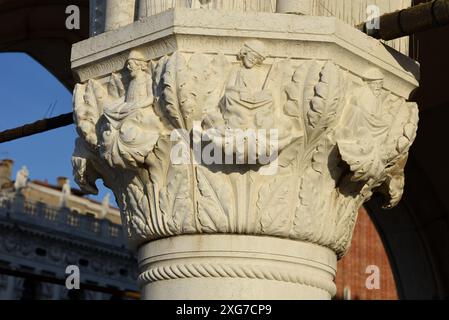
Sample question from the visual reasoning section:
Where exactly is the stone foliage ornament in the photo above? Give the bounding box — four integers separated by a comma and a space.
73, 39, 418, 258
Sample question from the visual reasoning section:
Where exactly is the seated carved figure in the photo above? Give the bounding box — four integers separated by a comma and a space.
100, 50, 162, 169
344, 68, 390, 139
104, 49, 154, 121
199, 40, 300, 167
220, 40, 274, 131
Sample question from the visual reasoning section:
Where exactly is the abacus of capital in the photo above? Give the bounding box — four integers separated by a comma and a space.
73, 0, 419, 300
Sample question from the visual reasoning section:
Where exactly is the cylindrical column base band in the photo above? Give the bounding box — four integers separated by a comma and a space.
138, 234, 337, 300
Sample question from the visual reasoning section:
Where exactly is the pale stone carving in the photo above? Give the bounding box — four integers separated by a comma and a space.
73, 39, 418, 258
14, 166, 29, 191
72, 8, 419, 299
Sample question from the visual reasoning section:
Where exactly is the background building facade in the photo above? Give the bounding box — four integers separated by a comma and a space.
0, 159, 137, 300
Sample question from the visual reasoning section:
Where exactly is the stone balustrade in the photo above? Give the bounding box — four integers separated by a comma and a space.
0, 196, 126, 248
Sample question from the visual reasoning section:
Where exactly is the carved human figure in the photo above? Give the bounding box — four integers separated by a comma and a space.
343, 68, 389, 139
221, 40, 274, 131
211, 40, 281, 164
98, 49, 162, 169
202, 40, 299, 165
109, 49, 154, 117
14, 166, 29, 191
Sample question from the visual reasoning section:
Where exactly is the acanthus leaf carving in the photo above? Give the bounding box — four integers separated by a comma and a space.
161, 52, 189, 129
306, 61, 346, 145
72, 41, 419, 258
72, 138, 101, 195
379, 98, 419, 208
125, 181, 153, 241
293, 139, 340, 244
336, 127, 385, 182
257, 176, 294, 237
73, 80, 101, 150
196, 166, 234, 233
159, 165, 195, 235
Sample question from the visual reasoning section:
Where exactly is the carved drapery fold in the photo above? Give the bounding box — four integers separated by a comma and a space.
73, 40, 418, 258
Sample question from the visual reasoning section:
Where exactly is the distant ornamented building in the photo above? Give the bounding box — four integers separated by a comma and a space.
0, 159, 137, 300
0, 158, 397, 299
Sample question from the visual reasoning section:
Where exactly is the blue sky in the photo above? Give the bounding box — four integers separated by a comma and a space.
0, 52, 110, 204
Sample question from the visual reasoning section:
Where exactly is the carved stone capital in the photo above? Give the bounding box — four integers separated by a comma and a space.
72, 10, 419, 299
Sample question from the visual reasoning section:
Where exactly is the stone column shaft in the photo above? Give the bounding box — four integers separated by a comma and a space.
276, 0, 311, 15
104, 0, 136, 31
138, 235, 337, 299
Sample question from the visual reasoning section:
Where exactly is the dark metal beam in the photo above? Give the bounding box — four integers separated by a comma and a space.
358, 0, 449, 41
0, 113, 74, 144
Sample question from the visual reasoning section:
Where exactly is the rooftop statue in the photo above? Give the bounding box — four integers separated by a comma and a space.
14, 166, 29, 191
60, 180, 71, 207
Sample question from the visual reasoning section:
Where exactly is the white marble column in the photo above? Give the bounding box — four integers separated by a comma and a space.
89, 0, 137, 35
137, 0, 275, 18
92, 0, 411, 54
104, 0, 136, 31
276, 0, 311, 14
71, 6, 419, 300
138, 235, 336, 299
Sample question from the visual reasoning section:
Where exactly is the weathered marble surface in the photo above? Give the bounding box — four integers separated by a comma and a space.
73, 7, 419, 300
